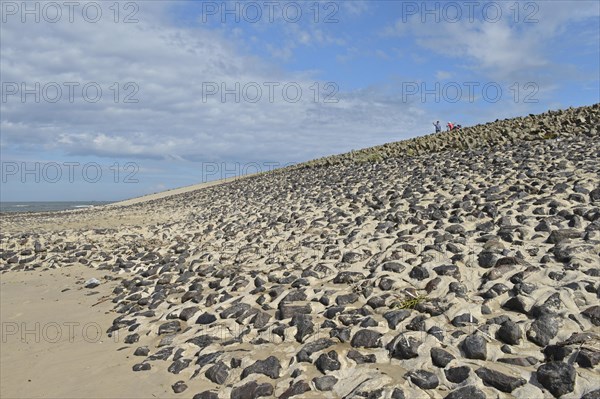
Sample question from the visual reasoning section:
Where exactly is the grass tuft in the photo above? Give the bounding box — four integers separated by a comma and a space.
390, 294, 430, 310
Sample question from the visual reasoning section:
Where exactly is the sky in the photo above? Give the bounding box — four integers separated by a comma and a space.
1, 0, 599, 202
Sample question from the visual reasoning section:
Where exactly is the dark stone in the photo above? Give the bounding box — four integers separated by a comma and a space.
449, 282, 468, 297
315, 351, 340, 373
324, 306, 345, 319
543, 345, 573, 361
336, 293, 359, 305
367, 296, 386, 309
241, 356, 281, 379
527, 314, 559, 346
277, 303, 311, 320
251, 311, 271, 329
196, 312, 217, 325
452, 313, 479, 327
134, 346, 149, 356
196, 351, 223, 367
475, 367, 526, 393
279, 381, 310, 399
582, 305, 600, 326
389, 335, 421, 359
384, 310, 411, 329
192, 391, 219, 399
478, 252, 499, 268
536, 362, 576, 398
168, 358, 191, 374
313, 375, 337, 391
481, 283, 509, 299
350, 329, 382, 348
132, 362, 151, 371
379, 278, 395, 291
347, 349, 376, 364
179, 306, 199, 321
147, 346, 174, 361
391, 388, 405, 399
205, 361, 229, 385
281, 290, 307, 303
445, 366, 470, 383
582, 389, 600, 399
124, 333, 139, 344
296, 338, 335, 362
171, 381, 187, 394
230, 381, 274, 399
355, 388, 384, 398
158, 320, 181, 335
502, 296, 530, 314
291, 314, 314, 343
330, 327, 351, 342
547, 229, 582, 244
497, 320, 522, 345
406, 315, 426, 331
333, 272, 365, 284
360, 316, 379, 327
187, 335, 217, 349
220, 303, 251, 319
425, 277, 442, 293
405, 370, 439, 389
428, 326, 444, 341
409, 266, 429, 280
530, 292, 563, 317
444, 385, 486, 399
415, 298, 451, 316
576, 348, 600, 368
383, 262, 405, 273
486, 315, 510, 325
462, 334, 487, 360
431, 347, 455, 367
434, 264, 460, 277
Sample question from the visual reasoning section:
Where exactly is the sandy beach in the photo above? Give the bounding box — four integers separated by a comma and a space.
1, 265, 183, 398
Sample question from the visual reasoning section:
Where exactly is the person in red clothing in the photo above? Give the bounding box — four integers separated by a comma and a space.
447, 122, 454, 131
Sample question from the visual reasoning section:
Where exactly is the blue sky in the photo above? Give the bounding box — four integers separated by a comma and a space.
1, 0, 599, 201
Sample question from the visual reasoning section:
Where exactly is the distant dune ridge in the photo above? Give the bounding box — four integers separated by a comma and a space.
1, 103, 600, 399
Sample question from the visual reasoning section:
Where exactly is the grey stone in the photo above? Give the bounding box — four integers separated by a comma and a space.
462, 334, 487, 360
475, 367, 526, 393
444, 386, 486, 399
241, 356, 281, 379
231, 381, 274, 399
350, 329, 382, 348
405, 369, 439, 389
431, 348, 455, 367
536, 362, 576, 398
205, 361, 229, 385
313, 375, 338, 391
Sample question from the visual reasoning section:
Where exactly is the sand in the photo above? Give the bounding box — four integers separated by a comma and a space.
0, 265, 180, 399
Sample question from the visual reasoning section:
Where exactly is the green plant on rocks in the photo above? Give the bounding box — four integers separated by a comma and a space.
542, 132, 559, 140
390, 294, 430, 310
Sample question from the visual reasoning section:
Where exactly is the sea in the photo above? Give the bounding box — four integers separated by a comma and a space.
0, 201, 113, 213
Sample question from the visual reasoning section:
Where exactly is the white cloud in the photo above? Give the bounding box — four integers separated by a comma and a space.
0, 1, 423, 167
384, 1, 599, 83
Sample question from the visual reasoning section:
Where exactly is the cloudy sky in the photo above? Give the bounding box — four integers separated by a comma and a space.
1, 0, 598, 201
